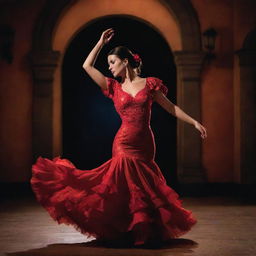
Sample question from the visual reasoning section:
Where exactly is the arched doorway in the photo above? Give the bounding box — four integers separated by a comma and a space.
62, 15, 177, 187
31, 0, 205, 185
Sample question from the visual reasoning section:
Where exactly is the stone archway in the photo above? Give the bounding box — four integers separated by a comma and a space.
235, 28, 256, 185
31, 0, 205, 184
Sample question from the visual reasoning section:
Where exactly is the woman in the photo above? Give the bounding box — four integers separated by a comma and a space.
31, 28, 207, 247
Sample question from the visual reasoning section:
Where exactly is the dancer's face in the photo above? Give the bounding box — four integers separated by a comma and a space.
107, 55, 127, 77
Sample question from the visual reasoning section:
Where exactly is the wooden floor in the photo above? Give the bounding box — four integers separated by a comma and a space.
0, 196, 255, 256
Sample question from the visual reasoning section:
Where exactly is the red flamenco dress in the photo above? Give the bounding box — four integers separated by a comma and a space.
31, 77, 197, 246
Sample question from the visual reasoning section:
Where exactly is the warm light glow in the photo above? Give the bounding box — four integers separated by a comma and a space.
52, 0, 182, 51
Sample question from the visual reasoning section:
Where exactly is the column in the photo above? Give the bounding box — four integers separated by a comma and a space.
173, 51, 206, 183
31, 50, 60, 160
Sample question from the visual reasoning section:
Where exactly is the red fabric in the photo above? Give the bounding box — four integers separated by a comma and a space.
31, 77, 197, 245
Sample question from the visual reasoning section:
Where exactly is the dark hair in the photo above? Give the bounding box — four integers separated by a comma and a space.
108, 46, 143, 75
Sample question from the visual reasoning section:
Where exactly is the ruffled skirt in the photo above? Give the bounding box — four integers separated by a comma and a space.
31, 155, 197, 245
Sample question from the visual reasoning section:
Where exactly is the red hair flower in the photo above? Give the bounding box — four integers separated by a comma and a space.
133, 53, 141, 63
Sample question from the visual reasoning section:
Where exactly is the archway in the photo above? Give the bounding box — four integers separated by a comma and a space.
31, 0, 205, 184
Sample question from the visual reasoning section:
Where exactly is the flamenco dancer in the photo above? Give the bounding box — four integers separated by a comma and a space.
31, 28, 207, 247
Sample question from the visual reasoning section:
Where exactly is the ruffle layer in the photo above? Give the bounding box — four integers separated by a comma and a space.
31, 155, 196, 245
147, 77, 168, 96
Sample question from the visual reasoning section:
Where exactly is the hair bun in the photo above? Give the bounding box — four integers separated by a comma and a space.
108, 46, 143, 74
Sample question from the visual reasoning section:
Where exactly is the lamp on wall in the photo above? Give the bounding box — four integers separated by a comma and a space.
202, 28, 217, 60
0, 24, 15, 64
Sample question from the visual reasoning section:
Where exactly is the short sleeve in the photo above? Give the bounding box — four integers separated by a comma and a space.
101, 77, 116, 99
148, 77, 168, 97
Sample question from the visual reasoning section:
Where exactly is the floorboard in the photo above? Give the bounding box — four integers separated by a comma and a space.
0, 196, 255, 256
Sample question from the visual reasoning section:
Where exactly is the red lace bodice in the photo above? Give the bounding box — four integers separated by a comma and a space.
101, 77, 168, 161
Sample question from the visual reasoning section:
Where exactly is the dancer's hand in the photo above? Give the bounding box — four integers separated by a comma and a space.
99, 28, 114, 46
194, 121, 207, 139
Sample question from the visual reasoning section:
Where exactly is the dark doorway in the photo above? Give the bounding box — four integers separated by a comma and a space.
62, 15, 177, 188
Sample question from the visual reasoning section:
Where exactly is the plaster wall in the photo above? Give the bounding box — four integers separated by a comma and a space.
0, 0, 255, 183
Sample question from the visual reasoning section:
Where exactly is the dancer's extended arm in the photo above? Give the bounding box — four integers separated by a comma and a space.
154, 91, 207, 139
82, 28, 114, 89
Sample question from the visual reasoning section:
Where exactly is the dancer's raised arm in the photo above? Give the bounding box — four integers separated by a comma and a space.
82, 28, 114, 90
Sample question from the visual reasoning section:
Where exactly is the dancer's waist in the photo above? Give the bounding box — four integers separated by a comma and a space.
121, 121, 151, 128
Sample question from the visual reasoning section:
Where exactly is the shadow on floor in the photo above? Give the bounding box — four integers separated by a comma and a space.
5, 238, 198, 256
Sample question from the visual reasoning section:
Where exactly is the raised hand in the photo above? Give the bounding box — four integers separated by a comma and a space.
99, 28, 115, 45
82, 28, 115, 89
194, 121, 207, 139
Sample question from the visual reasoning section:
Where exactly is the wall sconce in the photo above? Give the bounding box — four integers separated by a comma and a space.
202, 28, 217, 60
0, 24, 15, 64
